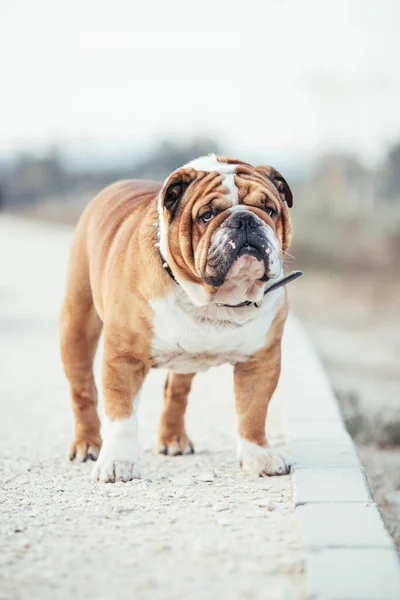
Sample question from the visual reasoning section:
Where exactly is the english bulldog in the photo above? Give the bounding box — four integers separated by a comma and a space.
60, 154, 296, 483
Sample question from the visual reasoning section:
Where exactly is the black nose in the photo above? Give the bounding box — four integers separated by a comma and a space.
231, 212, 260, 229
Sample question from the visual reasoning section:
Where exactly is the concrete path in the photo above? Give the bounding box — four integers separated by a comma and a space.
0, 216, 399, 600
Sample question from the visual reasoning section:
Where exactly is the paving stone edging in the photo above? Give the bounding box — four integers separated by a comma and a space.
281, 315, 400, 600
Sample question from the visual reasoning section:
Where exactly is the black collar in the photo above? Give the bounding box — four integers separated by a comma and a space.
160, 257, 179, 285
159, 249, 302, 308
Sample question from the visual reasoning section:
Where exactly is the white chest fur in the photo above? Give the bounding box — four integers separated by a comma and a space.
150, 287, 284, 373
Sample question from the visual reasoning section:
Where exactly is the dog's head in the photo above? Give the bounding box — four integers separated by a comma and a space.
158, 154, 293, 306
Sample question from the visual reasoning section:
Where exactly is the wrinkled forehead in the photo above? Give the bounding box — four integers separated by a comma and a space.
177, 154, 279, 205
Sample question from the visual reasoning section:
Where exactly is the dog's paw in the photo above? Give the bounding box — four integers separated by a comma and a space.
91, 459, 141, 483
238, 439, 291, 476
69, 438, 101, 462
91, 421, 141, 483
158, 433, 194, 456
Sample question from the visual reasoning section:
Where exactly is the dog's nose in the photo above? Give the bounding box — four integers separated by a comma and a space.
231, 212, 259, 229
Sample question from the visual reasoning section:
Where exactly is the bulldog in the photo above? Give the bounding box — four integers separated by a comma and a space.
60, 154, 295, 483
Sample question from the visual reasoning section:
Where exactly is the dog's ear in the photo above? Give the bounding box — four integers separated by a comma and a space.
161, 169, 194, 212
256, 165, 293, 208
163, 177, 189, 210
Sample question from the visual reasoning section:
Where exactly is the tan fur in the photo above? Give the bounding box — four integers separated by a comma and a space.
235, 297, 288, 448
60, 156, 293, 473
159, 372, 195, 455
60, 180, 166, 457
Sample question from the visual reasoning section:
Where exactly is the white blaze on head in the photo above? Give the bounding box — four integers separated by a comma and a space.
183, 153, 236, 174
223, 173, 239, 205
183, 154, 239, 205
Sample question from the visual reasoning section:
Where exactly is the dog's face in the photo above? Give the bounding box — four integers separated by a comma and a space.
158, 155, 293, 306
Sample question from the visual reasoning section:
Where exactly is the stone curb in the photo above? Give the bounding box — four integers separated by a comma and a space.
281, 315, 400, 600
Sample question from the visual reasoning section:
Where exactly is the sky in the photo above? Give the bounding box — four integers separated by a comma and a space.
1, 0, 400, 166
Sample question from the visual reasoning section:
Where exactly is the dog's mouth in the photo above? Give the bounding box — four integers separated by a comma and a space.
234, 242, 271, 282
223, 244, 267, 285
203, 226, 278, 288
203, 239, 273, 287
236, 243, 264, 263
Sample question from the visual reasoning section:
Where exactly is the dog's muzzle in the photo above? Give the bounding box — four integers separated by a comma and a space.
203, 211, 278, 287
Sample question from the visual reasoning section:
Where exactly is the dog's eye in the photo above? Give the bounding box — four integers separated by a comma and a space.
265, 206, 277, 218
200, 210, 214, 223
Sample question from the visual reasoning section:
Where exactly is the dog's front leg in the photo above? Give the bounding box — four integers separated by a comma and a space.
234, 340, 290, 477
91, 334, 149, 483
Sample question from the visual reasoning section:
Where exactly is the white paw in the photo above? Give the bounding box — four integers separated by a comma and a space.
91, 459, 141, 483
238, 438, 291, 476
91, 414, 141, 483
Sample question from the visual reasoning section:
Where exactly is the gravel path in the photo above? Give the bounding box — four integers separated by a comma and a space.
0, 217, 306, 600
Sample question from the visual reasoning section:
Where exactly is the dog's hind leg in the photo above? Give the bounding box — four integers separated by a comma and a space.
158, 371, 195, 456
60, 234, 103, 462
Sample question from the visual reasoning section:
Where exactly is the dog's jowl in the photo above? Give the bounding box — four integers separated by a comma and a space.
60, 154, 294, 482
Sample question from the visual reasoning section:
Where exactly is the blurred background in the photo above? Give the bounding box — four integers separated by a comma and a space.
1, 0, 399, 546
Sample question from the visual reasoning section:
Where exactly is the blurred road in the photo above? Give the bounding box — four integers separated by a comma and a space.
0, 216, 305, 600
